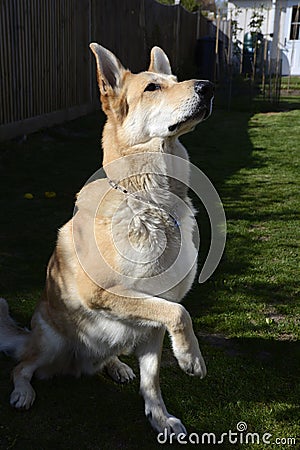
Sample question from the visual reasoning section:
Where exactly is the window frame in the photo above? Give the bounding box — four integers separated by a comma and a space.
290, 4, 300, 41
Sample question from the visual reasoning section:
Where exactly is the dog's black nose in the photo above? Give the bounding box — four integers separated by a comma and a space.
194, 80, 214, 98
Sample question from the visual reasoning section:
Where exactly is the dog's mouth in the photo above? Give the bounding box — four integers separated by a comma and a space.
168, 100, 213, 133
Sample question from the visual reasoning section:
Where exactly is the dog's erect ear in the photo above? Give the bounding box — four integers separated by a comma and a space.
89, 43, 125, 95
148, 47, 172, 75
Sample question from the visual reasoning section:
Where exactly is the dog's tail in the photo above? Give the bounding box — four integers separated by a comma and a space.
0, 298, 29, 360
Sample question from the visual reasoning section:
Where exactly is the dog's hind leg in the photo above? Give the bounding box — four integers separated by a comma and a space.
136, 326, 187, 437
104, 356, 136, 383
0, 298, 29, 359
10, 359, 39, 409
10, 338, 61, 409
10, 316, 65, 409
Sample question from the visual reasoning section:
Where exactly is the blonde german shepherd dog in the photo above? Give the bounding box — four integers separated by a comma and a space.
0, 44, 214, 437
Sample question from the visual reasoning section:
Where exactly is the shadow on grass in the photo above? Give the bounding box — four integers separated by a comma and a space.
0, 113, 105, 302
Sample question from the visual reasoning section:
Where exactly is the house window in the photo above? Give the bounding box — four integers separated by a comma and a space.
290, 5, 300, 40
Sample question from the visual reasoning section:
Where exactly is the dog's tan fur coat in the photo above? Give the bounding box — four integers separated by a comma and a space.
0, 44, 214, 436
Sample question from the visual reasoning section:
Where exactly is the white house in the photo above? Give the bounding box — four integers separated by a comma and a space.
227, 1, 300, 75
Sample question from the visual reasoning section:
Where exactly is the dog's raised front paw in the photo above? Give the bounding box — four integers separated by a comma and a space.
175, 350, 207, 378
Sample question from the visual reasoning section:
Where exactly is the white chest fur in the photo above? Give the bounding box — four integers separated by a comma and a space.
111, 194, 198, 301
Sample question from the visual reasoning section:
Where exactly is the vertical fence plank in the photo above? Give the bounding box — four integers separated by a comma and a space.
0, 1, 8, 123
32, 0, 38, 117
5, 0, 14, 123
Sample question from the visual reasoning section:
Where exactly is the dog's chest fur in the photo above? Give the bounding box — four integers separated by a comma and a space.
74, 170, 197, 298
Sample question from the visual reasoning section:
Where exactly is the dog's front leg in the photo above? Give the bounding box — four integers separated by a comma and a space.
169, 306, 207, 378
94, 290, 206, 378
136, 326, 187, 436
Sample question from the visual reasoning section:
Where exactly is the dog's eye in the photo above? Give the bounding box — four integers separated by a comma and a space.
144, 83, 161, 92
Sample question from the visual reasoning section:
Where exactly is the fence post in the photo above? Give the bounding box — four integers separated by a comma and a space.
262, 7, 270, 99
214, 9, 220, 82
196, 7, 201, 40
240, 8, 248, 74
175, 3, 181, 74
139, 0, 147, 66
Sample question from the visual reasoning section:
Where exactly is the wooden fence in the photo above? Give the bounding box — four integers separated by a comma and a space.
0, 0, 223, 141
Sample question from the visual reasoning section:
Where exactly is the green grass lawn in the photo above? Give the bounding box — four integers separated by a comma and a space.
0, 105, 299, 449
281, 76, 300, 91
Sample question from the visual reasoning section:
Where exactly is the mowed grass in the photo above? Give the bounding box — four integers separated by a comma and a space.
281, 76, 300, 91
0, 105, 299, 449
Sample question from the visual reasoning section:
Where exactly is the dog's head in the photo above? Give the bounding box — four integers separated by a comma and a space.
90, 43, 214, 145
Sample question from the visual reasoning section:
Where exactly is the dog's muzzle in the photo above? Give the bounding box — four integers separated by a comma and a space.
194, 80, 214, 120
194, 80, 214, 100
168, 80, 214, 133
